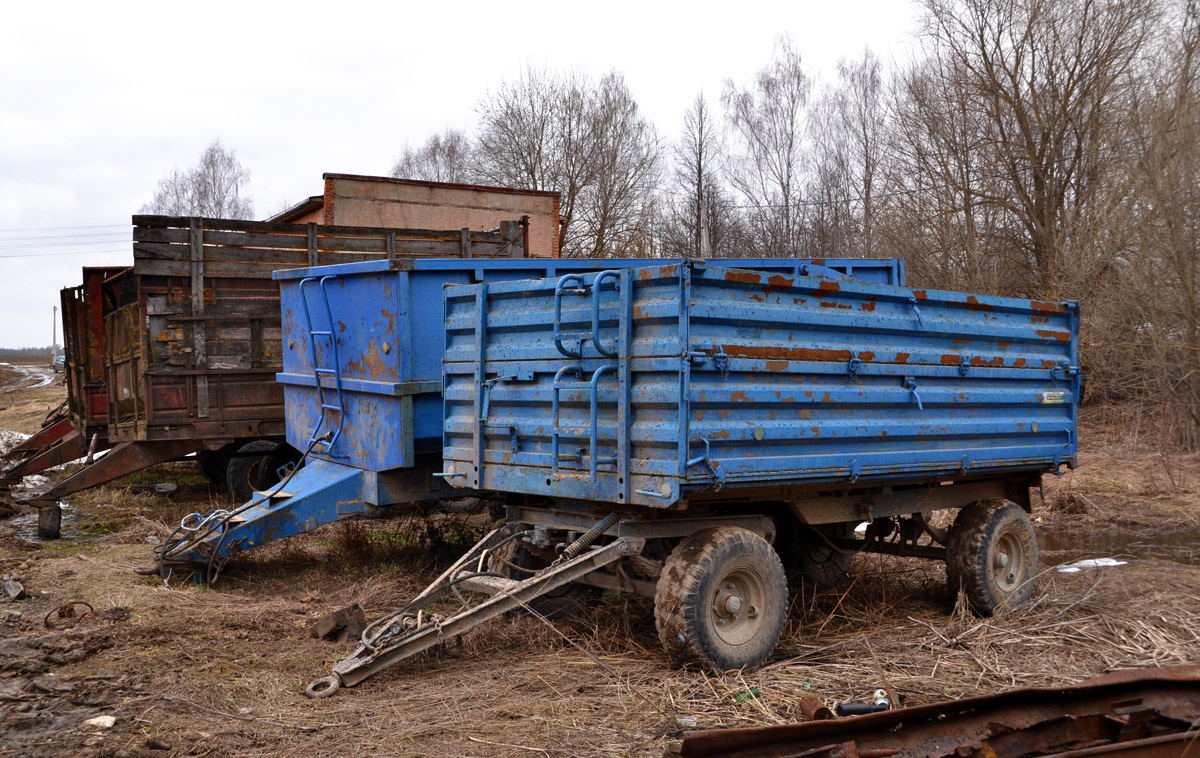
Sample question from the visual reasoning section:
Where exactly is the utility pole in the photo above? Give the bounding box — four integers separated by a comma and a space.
51, 305, 57, 357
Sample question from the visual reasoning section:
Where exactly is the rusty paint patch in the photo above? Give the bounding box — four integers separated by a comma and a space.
1030, 300, 1065, 314
632, 305, 648, 320
952, 338, 971, 345
1013, 358, 1027, 368
813, 281, 841, 295
941, 354, 961, 365
820, 301, 851, 309
858, 351, 875, 361
970, 356, 1004, 367
804, 390, 813, 398
912, 289, 928, 300
731, 390, 750, 403
895, 352, 909, 364
1041, 359, 1057, 368
998, 341, 1011, 348
749, 294, 764, 302
710, 428, 730, 440
1030, 315, 1050, 324
949, 295, 993, 312
765, 360, 788, 372
724, 270, 761, 286
764, 274, 793, 297
822, 391, 831, 402
860, 300, 876, 312
811, 426, 820, 438
721, 344, 852, 362
694, 409, 704, 421
1037, 329, 1071, 342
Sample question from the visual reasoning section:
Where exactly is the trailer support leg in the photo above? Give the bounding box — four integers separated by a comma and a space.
24, 440, 202, 538
308, 531, 644, 697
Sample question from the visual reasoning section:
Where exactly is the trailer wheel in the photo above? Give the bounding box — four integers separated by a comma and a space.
197, 448, 232, 491
655, 527, 787, 671
489, 540, 596, 619
226, 441, 300, 502
946, 500, 1038, 616
790, 524, 853, 589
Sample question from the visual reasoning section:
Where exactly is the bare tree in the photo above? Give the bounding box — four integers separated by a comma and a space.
390, 128, 475, 184
475, 68, 662, 257
809, 50, 887, 257
140, 140, 254, 219
661, 93, 745, 257
576, 72, 663, 257
919, 0, 1155, 298
722, 36, 813, 257
475, 67, 595, 255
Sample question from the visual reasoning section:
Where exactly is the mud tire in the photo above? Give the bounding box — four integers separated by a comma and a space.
226, 440, 298, 502
946, 500, 1038, 616
655, 526, 787, 671
489, 540, 596, 620
197, 448, 232, 491
793, 524, 853, 589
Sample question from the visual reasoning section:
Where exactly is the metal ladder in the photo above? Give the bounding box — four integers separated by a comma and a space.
299, 275, 347, 457
550, 270, 623, 482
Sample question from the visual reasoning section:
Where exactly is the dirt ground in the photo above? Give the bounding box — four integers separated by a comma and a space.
0, 360, 1196, 757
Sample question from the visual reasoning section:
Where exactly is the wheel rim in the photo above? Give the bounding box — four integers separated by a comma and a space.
992, 531, 1026, 593
708, 567, 767, 646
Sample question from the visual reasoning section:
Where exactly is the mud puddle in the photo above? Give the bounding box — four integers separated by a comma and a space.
1038, 523, 1200, 567
4, 506, 79, 544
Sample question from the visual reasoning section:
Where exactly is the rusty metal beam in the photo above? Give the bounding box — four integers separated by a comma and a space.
679, 666, 1200, 758
1, 428, 90, 482
24, 439, 202, 506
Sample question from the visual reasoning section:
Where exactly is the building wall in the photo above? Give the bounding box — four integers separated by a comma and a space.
322, 174, 560, 258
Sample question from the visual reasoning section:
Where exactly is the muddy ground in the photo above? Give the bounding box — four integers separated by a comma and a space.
0, 358, 1197, 757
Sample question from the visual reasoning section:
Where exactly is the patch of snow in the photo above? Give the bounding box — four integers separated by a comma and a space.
1056, 557, 1128, 573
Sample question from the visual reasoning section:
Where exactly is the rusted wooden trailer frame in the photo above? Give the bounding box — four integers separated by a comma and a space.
20, 215, 529, 538
0, 267, 125, 488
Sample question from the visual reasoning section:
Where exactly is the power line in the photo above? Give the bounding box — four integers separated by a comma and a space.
0, 231, 133, 242
0, 238, 132, 251
0, 249, 131, 260
0, 223, 128, 233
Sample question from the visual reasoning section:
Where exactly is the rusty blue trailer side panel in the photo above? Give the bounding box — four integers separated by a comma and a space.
441, 262, 1079, 507
274, 257, 902, 473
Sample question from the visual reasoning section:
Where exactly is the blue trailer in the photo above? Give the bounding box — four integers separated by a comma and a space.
154, 257, 903, 584
293, 260, 1079, 698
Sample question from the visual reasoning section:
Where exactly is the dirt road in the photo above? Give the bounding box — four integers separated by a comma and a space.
0, 377, 1197, 757
0, 362, 55, 394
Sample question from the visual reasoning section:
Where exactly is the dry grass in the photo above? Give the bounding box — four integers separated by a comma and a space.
1, 388, 1198, 755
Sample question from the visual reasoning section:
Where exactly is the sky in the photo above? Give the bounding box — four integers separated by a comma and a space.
0, 0, 923, 348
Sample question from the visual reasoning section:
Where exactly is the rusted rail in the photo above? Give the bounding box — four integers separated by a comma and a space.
677, 665, 1200, 758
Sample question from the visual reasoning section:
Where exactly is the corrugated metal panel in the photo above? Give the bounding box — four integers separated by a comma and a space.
441, 261, 1079, 507
275, 257, 904, 472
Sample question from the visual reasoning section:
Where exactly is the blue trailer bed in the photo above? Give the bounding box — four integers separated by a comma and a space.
441, 261, 1079, 508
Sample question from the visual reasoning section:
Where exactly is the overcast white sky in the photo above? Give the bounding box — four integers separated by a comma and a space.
0, 0, 922, 348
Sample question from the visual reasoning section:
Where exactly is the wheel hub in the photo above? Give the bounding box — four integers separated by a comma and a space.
709, 569, 766, 645
992, 531, 1026, 593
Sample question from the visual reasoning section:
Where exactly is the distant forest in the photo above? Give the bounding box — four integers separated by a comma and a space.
0, 346, 58, 357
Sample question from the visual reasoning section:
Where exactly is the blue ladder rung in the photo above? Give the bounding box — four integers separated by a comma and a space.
314, 368, 337, 374
312, 330, 333, 337
321, 404, 343, 411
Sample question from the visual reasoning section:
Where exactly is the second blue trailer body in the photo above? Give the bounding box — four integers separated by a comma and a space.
441, 261, 1079, 508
